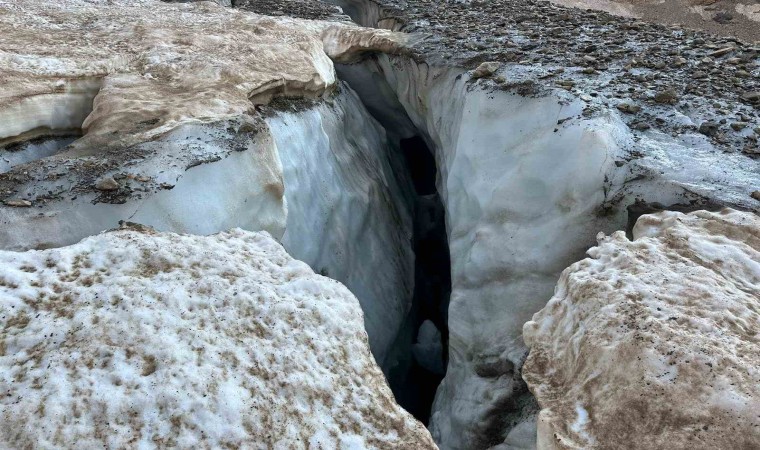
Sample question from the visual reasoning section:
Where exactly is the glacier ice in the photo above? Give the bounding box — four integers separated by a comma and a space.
336, 53, 760, 448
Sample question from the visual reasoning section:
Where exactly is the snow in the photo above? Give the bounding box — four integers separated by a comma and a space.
0, 226, 436, 449
0, 0, 408, 146
523, 209, 760, 449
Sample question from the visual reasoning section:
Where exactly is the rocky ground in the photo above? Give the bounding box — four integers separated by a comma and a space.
332, 0, 760, 175
549, 0, 760, 44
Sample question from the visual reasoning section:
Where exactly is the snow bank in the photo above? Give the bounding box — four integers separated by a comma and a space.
523, 209, 760, 449
0, 226, 436, 449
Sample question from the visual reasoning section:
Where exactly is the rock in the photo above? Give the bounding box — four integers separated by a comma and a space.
616, 102, 641, 114
751, 190, 760, 200
730, 122, 747, 131
709, 47, 734, 57
653, 88, 679, 104
741, 91, 760, 103
673, 56, 687, 67
95, 176, 120, 191
524, 209, 760, 450
471, 61, 501, 79
2, 199, 31, 207
0, 227, 436, 448
712, 11, 733, 23
699, 120, 720, 136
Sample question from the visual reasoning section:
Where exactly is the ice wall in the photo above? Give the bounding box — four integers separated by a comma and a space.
338, 54, 760, 449
270, 87, 415, 366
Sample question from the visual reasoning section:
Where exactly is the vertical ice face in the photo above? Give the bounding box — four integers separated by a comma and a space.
523, 209, 760, 450
271, 86, 415, 367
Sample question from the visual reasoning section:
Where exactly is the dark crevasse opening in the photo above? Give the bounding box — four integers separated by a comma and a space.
386, 135, 451, 424
333, 62, 451, 424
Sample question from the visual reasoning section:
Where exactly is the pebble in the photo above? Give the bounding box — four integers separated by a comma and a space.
699, 121, 720, 136
654, 89, 679, 104
3, 199, 32, 207
709, 47, 734, 57
616, 102, 641, 114
752, 191, 760, 201
471, 61, 501, 79
95, 177, 120, 191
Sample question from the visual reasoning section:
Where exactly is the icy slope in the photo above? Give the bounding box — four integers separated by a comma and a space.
0, 226, 436, 449
523, 209, 760, 449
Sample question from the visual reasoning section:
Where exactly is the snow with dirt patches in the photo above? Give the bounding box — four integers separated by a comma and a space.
0, 227, 435, 449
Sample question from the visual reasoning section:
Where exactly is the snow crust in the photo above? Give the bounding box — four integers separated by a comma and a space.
523, 209, 760, 449
0, 226, 435, 449
0, 0, 407, 147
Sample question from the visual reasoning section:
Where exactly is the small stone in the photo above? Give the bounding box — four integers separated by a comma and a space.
752, 191, 760, 201
741, 91, 760, 103
582, 55, 597, 64
673, 57, 687, 67
3, 199, 32, 207
616, 102, 641, 114
709, 47, 734, 57
699, 121, 720, 136
730, 122, 747, 131
136, 176, 150, 182
654, 89, 679, 104
95, 177, 119, 191
471, 61, 501, 79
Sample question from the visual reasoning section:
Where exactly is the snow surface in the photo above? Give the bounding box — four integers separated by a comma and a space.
0, 0, 408, 148
0, 226, 435, 449
523, 209, 760, 449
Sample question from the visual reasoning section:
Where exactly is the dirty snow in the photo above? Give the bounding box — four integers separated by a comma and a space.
523, 209, 760, 449
0, 226, 435, 449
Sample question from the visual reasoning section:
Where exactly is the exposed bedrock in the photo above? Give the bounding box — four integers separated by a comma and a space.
335, 51, 760, 449
523, 209, 760, 450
